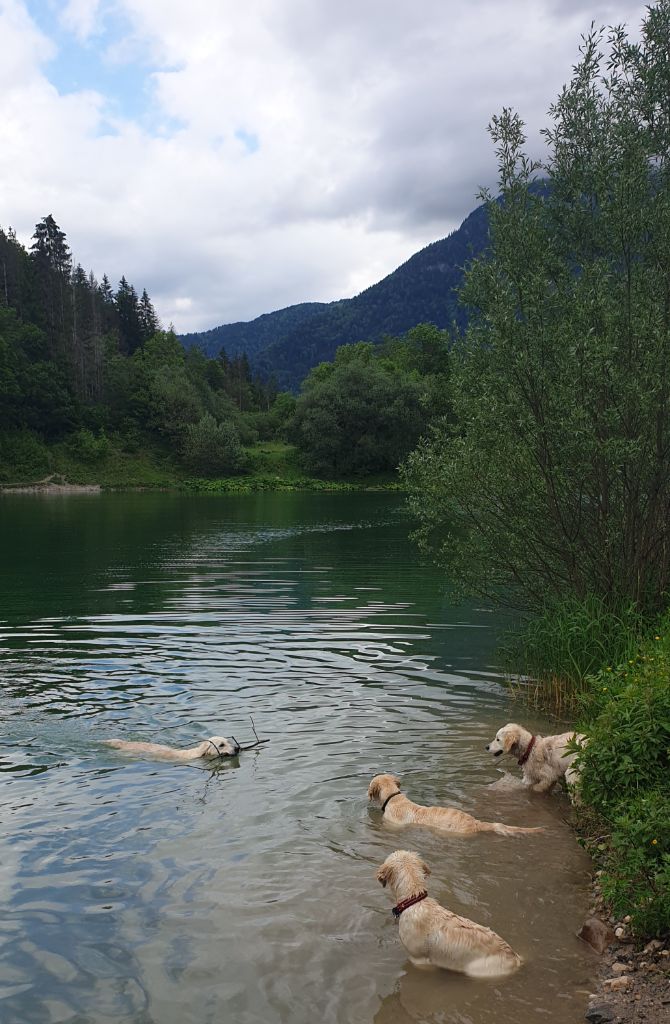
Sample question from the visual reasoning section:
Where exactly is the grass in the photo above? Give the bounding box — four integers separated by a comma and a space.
0, 435, 403, 493
501, 594, 646, 712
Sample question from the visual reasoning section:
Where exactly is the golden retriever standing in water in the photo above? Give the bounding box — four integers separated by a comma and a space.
375, 850, 522, 977
485, 722, 585, 793
103, 736, 241, 761
368, 773, 543, 836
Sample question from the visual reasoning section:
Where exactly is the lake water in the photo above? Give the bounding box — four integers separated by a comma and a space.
0, 491, 595, 1024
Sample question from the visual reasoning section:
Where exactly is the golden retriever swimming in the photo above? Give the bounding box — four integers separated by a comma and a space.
376, 850, 522, 977
368, 773, 543, 836
485, 722, 585, 793
103, 735, 241, 761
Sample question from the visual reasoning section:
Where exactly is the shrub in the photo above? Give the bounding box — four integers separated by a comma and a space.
598, 791, 670, 938
66, 427, 110, 463
0, 430, 52, 481
180, 415, 247, 476
574, 619, 670, 937
578, 639, 670, 813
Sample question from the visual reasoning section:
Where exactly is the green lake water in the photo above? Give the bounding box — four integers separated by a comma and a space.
0, 491, 594, 1024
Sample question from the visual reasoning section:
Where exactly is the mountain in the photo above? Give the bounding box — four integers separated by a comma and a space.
180, 301, 332, 363
181, 201, 489, 389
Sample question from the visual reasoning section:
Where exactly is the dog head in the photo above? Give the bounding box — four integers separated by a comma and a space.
376, 850, 431, 893
203, 736, 241, 758
368, 773, 401, 804
485, 723, 524, 758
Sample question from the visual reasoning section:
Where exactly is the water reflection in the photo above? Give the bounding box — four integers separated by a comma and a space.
0, 493, 593, 1024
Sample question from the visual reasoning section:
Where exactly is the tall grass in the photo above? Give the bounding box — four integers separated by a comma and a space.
501, 594, 646, 710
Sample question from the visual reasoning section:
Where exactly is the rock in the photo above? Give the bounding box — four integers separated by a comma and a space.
623, 915, 632, 924
578, 917, 616, 954
611, 962, 633, 974
585, 1002, 616, 1023
614, 926, 626, 939
603, 976, 631, 991
644, 939, 663, 954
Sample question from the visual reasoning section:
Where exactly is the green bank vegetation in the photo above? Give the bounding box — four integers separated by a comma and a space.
0, 217, 448, 488
403, 5, 670, 937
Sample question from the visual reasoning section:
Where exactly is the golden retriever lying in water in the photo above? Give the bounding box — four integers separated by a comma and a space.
103, 736, 241, 761
368, 773, 543, 836
485, 722, 585, 793
376, 850, 522, 977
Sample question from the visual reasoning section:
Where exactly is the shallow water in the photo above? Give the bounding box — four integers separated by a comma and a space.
0, 492, 595, 1024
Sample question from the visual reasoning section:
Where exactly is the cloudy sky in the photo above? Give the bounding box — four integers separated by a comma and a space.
0, 0, 646, 332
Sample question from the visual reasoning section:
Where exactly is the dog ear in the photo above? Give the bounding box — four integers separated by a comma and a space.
376, 863, 395, 888
392, 775, 401, 788
368, 778, 380, 800
420, 859, 431, 878
502, 729, 517, 753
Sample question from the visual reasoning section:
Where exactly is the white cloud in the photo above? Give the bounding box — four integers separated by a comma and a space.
60, 0, 103, 42
0, 0, 647, 332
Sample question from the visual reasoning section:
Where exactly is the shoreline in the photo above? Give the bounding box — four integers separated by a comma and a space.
581, 872, 670, 1023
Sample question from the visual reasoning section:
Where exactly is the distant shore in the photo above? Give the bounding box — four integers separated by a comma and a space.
0, 475, 101, 495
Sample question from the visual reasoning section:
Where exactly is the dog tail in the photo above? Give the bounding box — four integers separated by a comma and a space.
102, 739, 124, 748
488, 821, 545, 836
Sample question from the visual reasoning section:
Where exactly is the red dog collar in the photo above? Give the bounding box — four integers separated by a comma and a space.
392, 891, 428, 919
518, 735, 536, 766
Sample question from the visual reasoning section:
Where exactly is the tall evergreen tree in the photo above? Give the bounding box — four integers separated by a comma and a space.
138, 288, 160, 342
116, 276, 143, 355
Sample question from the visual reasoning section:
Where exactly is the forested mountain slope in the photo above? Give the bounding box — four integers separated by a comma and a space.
182, 201, 489, 388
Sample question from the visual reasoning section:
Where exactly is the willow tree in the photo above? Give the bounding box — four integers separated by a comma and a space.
404, 3, 670, 612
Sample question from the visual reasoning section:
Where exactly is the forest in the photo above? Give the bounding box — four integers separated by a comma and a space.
0, 216, 448, 486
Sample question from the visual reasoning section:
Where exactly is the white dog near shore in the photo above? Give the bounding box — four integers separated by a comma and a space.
485, 722, 585, 793
375, 850, 522, 977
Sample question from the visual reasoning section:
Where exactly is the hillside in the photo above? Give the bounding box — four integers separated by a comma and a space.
180, 301, 332, 361
181, 201, 489, 389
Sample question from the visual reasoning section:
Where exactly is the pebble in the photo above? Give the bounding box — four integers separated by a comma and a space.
614, 926, 625, 939
603, 976, 631, 991
611, 962, 633, 974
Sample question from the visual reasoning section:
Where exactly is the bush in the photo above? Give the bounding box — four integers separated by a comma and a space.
598, 790, 670, 938
578, 636, 670, 813
180, 415, 247, 476
0, 430, 52, 481
291, 358, 425, 477
574, 619, 670, 937
65, 428, 110, 463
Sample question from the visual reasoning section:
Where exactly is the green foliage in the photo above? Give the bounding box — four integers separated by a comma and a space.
290, 328, 448, 478
578, 629, 670, 809
404, 8, 670, 614
180, 415, 247, 476
503, 595, 645, 706
65, 428, 110, 464
599, 791, 670, 938
0, 430, 51, 482
570, 618, 670, 937
291, 354, 425, 477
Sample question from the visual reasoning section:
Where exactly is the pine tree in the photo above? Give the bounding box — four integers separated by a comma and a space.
138, 288, 160, 342
116, 276, 143, 355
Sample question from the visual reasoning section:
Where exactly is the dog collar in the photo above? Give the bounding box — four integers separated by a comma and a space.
518, 735, 536, 766
381, 790, 402, 813
392, 891, 428, 919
